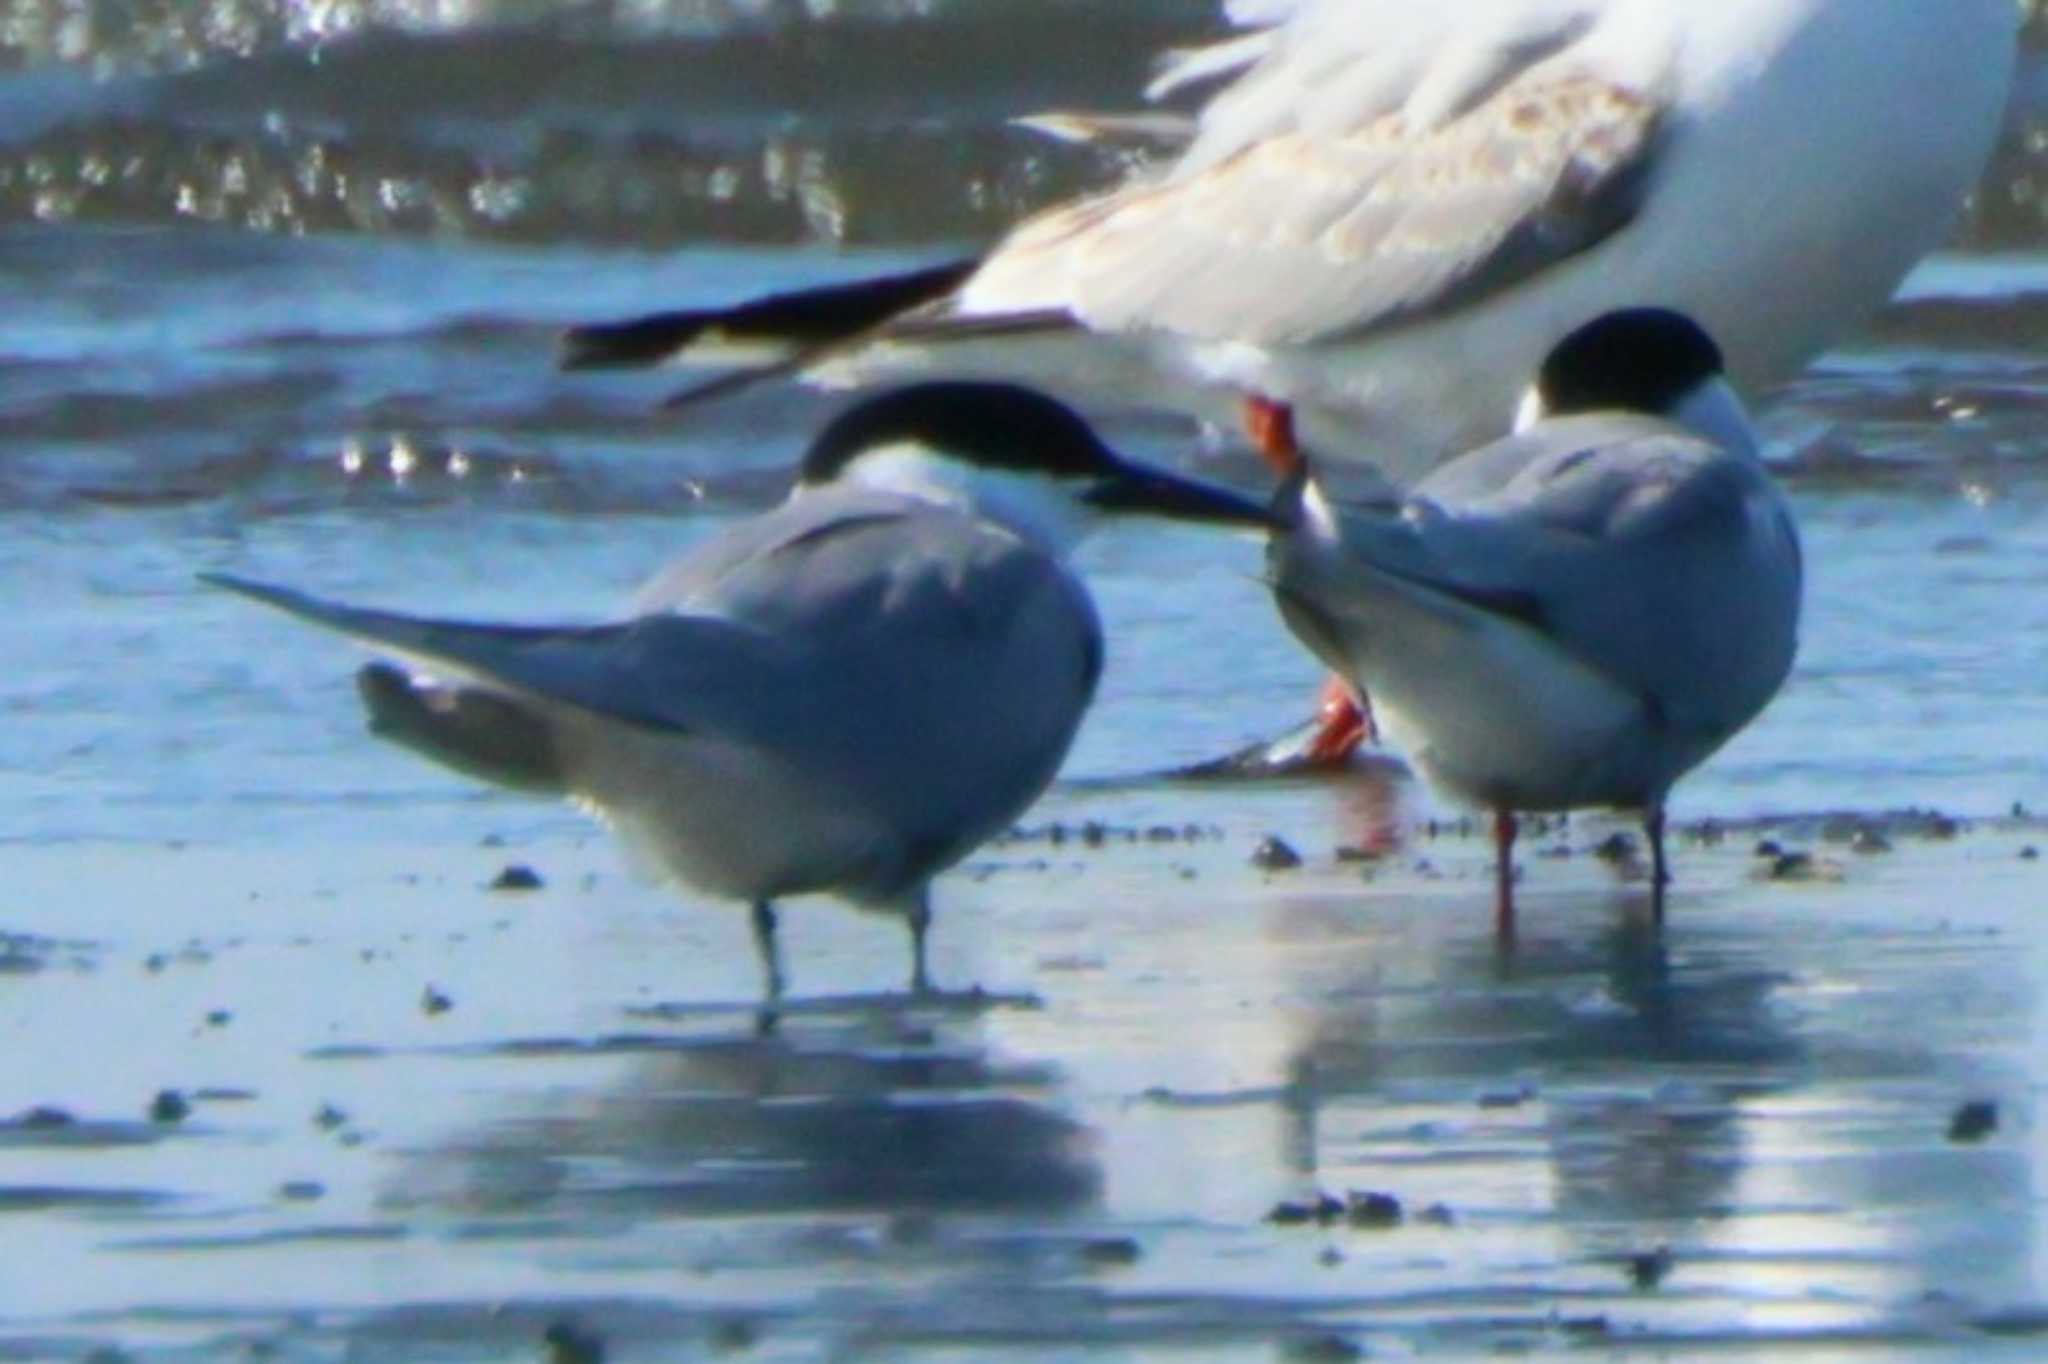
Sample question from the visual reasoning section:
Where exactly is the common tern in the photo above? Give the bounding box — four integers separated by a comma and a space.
1266, 309, 1802, 938
205, 382, 1271, 1009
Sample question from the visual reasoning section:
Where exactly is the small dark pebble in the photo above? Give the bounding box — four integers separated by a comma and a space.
1418, 1202, 1456, 1227
480, 832, 506, 848
13, 1105, 75, 1128
1593, 832, 1637, 864
81, 1349, 133, 1364
276, 1180, 325, 1202
542, 1320, 605, 1364
1561, 1315, 1611, 1337
312, 1103, 348, 1132
1345, 1190, 1403, 1228
1316, 1246, 1344, 1267
1079, 1236, 1142, 1267
1851, 828, 1892, 854
708, 1317, 759, 1355
1251, 835, 1304, 871
1949, 1100, 1999, 1143
1927, 816, 1961, 840
1768, 851, 1815, 880
1754, 839, 1783, 858
2022, 847, 2040, 861
1628, 1245, 1674, 1289
1278, 1335, 1363, 1363
420, 984, 453, 1016
1334, 843, 1383, 863
148, 1090, 190, 1125
1081, 820, 1107, 848
143, 952, 169, 974
204, 1009, 232, 1027
489, 864, 543, 892
1266, 1193, 1343, 1226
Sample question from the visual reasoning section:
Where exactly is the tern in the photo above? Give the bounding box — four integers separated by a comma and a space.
204, 382, 1270, 1009
1265, 309, 1802, 938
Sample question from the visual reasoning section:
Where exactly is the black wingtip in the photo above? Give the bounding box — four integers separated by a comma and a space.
558, 311, 715, 371
558, 257, 983, 375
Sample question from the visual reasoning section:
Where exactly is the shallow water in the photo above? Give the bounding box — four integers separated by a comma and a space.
3, 4, 2048, 1361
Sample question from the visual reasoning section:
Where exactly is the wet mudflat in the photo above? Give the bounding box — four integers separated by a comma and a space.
6, 765, 2048, 1360
0, 2, 2046, 1359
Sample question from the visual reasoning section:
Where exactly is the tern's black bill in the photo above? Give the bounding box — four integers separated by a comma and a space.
1085, 466, 1276, 527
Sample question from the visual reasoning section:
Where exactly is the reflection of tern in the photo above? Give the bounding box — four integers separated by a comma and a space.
1266, 310, 1802, 938
562, 0, 2013, 471
205, 383, 1269, 1006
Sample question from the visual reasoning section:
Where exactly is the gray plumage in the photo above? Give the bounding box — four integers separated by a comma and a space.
206, 381, 1268, 1007
1267, 310, 1801, 931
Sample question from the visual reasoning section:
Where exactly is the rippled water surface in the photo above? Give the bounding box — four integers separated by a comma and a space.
4, 4, 2048, 1361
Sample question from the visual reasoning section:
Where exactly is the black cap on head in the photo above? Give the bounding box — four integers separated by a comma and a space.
799, 381, 1122, 487
1535, 308, 1726, 419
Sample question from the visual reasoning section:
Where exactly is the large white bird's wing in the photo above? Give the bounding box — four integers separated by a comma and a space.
959, 0, 1664, 347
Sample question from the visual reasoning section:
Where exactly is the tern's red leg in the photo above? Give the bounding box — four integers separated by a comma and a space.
1301, 675, 1376, 766
1243, 394, 1301, 476
1246, 394, 1378, 768
1493, 809, 1519, 945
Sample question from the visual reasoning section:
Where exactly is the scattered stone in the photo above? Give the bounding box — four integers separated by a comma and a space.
1278, 1334, 1363, 1362
2022, 847, 2040, 862
1266, 1193, 1343, 1226
1251, 835, 1304, 871
204, 1009, 232, 1027
708, 1317, 759, 1355
1628, 1245, 1674, 1289
192, 1088, 257, 1103
420, 984, 453, 1016
1593, 832, 1637, 864
143, 952, 170, 974
276, 1180, 325, 1202
1767, 851, 1815, 880
148, 1090, 190, 1125
1334, 843, 1383, 863
312, 1102, 348, 1132
1081, 820, 1108, 848
1949, 1100, 1999, 1143
1851, 828, 1892, 854
1926, 816, 1961, 840
1079, 1236, 1142, 1267
1478, 1085, 1532, 1109
1345, 1190, 1403, 1228
1316, 1245, 1344, 1267
1753, 839, 1783, 859
1560, 1315, 1611, 1337
1418, 1202, 1456, 1227
489, 864, 543, 892
542, 1320, 605, 1364
12, 1105, 75, 1128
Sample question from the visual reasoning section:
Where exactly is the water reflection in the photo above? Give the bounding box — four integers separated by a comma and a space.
383, 1004, 1100, 1229
1266, 870, 2039, 1319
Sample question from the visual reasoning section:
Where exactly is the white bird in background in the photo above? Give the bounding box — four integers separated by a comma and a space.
1267, 309, 1802, 939
559, 0, 2006, 764
563, 0, 2013, 468
205, 383, 1271, 1017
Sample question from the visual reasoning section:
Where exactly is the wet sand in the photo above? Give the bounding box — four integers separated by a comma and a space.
6, 775, 2048, 1361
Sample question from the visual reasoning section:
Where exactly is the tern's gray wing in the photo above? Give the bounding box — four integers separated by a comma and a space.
959, 0, 1655, 346
207, 495, 1103, 853
1291, 417, 1802, 731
